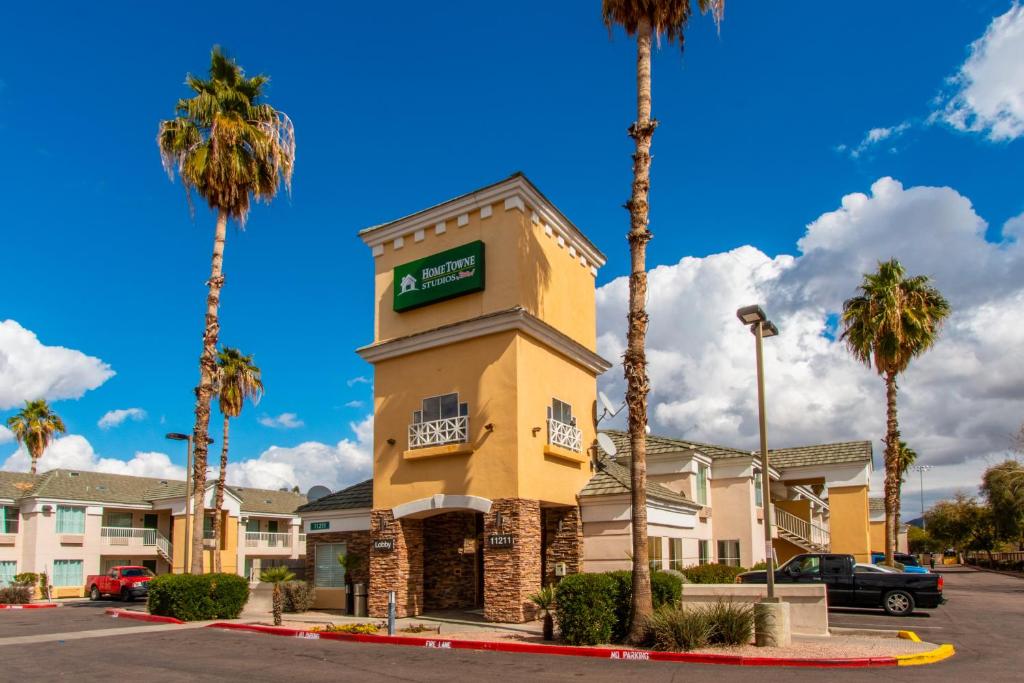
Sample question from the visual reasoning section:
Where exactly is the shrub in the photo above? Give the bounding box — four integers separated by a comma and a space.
310, 622, 381, 634
282, 581, 316, 613
147, 573, 249, 621
555, 573, 617, 646
704, 600, 754, 646
0, 583, 33, 605
748, 561, 769, 571
13, 572, 38, 586
651, 571, 683, 608
646, 604, 712, 651
601, 570, 684, 643
681, 564, 746, 584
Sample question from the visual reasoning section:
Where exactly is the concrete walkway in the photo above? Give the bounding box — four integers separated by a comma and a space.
246, 608, 544, 637
0, 621, 210, 647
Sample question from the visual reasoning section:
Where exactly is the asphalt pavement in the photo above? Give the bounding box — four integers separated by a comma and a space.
1, 566, 1019, 681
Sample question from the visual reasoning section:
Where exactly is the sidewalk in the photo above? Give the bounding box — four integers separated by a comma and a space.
241, 607, 543, 638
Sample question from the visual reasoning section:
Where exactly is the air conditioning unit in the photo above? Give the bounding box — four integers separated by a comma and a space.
698, 507, 712, 520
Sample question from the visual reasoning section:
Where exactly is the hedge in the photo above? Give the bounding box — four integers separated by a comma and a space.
147, 573, 249, 621
604, 571, 683, 642
282, 581, 316, 613
556, 570, 683, 645
680, 563, 747, 584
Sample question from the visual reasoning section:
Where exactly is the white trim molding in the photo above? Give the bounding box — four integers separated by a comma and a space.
392, 494, 492, 519
356, 307, 612, 375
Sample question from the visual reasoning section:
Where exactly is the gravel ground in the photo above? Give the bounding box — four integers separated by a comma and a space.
266, 619, 935, 659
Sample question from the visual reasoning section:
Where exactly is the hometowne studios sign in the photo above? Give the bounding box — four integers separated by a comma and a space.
393, 240, 485, 312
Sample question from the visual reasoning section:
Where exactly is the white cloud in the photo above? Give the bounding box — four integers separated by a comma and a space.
0, 320, 114, 409
98, 407, 147, 430
844, 122, 911, 158
596, 177, 1024, 505
0, 426, 12, 445
230, 415, 373, 492
345, 400, 365, 409
346, 376, 371, 388
257, 412, 304, 429
1, 434, 185, 480
935, 3, 1024, 141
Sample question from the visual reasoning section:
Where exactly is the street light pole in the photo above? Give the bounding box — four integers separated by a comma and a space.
167, 432, 212, 574
753, 319, 776, 601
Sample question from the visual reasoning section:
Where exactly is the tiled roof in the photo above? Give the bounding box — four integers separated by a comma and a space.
0, 471, 36, 501
296, 479, 372, 513
580, 457, 698, 509
232, 487, 307, 515
768, 441, 873, 469
601, 430, 751, 461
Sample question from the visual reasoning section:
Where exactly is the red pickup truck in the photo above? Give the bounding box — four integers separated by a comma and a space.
86, 566, 155, 602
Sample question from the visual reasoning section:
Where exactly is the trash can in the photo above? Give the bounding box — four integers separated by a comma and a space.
353, 583, 367, 617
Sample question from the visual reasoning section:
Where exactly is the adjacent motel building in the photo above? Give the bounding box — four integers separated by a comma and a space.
0, 469, 306, 597
298, 174, 879, 622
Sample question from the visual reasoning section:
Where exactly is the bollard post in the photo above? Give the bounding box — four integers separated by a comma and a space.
388, 590, 396, 635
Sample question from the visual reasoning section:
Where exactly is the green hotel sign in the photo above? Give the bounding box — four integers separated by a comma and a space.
393, 240, 485, 312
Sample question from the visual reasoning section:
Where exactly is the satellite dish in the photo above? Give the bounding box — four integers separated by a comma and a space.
596, 432, 618, 457
306, 485, 332, 502
598, 391, 617, 416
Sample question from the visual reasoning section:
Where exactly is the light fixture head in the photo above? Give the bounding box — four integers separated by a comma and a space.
165, 433, 189, 441
736, 305, 766, 325
763, 321, 780, 338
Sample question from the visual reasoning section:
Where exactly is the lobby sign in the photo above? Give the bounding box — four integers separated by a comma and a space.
487, 533, 516, 549
373, 538, 396, 552
309, 521, 330, 531
393, 240, 485, 312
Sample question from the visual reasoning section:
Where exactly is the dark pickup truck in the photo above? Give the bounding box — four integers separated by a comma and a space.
737, 553, 944, 616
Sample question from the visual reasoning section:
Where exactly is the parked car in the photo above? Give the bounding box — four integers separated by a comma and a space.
871, 551, 930, 573
85, 566, 155, 602
736, 553, 944, 616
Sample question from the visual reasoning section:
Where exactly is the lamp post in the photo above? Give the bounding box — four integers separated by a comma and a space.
913, 465, 933, 530
737, 304, 789, 647
166, 433, 214, 574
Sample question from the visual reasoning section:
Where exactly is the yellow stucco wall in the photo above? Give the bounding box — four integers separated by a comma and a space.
869, 520, 885, 553
775, 499, 811, 522
828, 485, 871, 562
170, 513, 239, 573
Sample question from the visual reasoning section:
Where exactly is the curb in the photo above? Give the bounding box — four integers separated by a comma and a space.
104, 608, 184, 624
0, 603, 60, 610
206, 622, 945, 668
963, 564, 1024, 580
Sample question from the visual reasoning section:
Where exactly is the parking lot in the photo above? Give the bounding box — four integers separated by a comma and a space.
1, 566, 1019, 681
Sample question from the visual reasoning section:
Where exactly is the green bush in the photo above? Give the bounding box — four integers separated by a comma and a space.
651, 571, 683, 608
282, 581, 316, 613
647, 604, 712, 651
554, 573, 617, 646
681, 564, 746, 584
569, 570, 684, 644
704, 600, 754, 646
147, 573, 249, 621
0, 583, 33, 604
748, 561, 769, 571
13, 572, 38, 586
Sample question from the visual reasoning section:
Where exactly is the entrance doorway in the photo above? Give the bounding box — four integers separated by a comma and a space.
422, 512, 483, 611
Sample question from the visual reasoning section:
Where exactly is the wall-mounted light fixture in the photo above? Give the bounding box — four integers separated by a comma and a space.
386, 438, 396, 446
532, 427, 541, 436
484, 423, 495, 432
495, 511, 504, 530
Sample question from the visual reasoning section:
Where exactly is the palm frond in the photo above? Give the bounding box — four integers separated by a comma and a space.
602, 0, 724, 50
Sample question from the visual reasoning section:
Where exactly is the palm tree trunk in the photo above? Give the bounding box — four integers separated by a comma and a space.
625, 16, 656, 644
884, 370, 900, 566
191, 209, 228, 574
212, 414, 230, 573
29, 447, 40, 476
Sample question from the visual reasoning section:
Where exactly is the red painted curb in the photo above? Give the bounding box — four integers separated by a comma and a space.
0, 603, 60, 610
206, 622, 898, 668
104, 608, 184, 624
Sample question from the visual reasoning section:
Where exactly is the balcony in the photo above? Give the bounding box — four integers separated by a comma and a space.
548, 419, 582, 453
245, 531, 305, 556
100, 527, 172, 560
408, 416, 468, 449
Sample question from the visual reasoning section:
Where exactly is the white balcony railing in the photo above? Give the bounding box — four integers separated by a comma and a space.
101, 526, 158, 546
548, 419, 582, 453
408, 416, 468, 449
773, 509, 830, 550
245, 532, 293, 549
810, 522, 831, 550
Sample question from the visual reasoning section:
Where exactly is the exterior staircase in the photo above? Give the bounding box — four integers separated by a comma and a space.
774, 508, 830, 553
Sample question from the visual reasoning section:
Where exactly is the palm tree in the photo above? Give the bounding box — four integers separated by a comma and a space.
212, 347, 264, 572
895, 440, 917, 549
601, 0, 724, 642
259, 565, 295, 626
6, 400, 66, 475
840, 259, 950, 565
158, 46, 295, 573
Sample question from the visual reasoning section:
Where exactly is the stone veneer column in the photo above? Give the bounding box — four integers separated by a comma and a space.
483, 498, 541, 623
368, 510, 424, 618
542, 505, 583, 585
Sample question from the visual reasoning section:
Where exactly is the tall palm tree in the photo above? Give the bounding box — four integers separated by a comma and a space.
601, 0, 724, 643
895, 440, 917, 549
841, 259, 949, 565
212, 347, 264, 572
6, 400, 66, 475
158, 46, 294, 573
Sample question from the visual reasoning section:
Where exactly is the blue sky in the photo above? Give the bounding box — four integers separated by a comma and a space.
1, 1, 1022, 505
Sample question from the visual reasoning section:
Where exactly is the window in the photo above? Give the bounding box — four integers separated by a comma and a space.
412, 393, 467, 423
315, 542, 346, 588
1, 506, 18, 534
793, 555, 820, 576
203, 515, 215, 540
53, 560, 83, 587
698, 540, 710, 566
246, 519, 261, 533
105, 511, 133, 528
56, 506, 86, 534
648, 536, 663, 571
753, 471, 763, 508
548, 399, 574, 426
0, 561, 15, 587
717, 540, 741, 567
669, 538, 684, 571
696, 464, 709, 506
